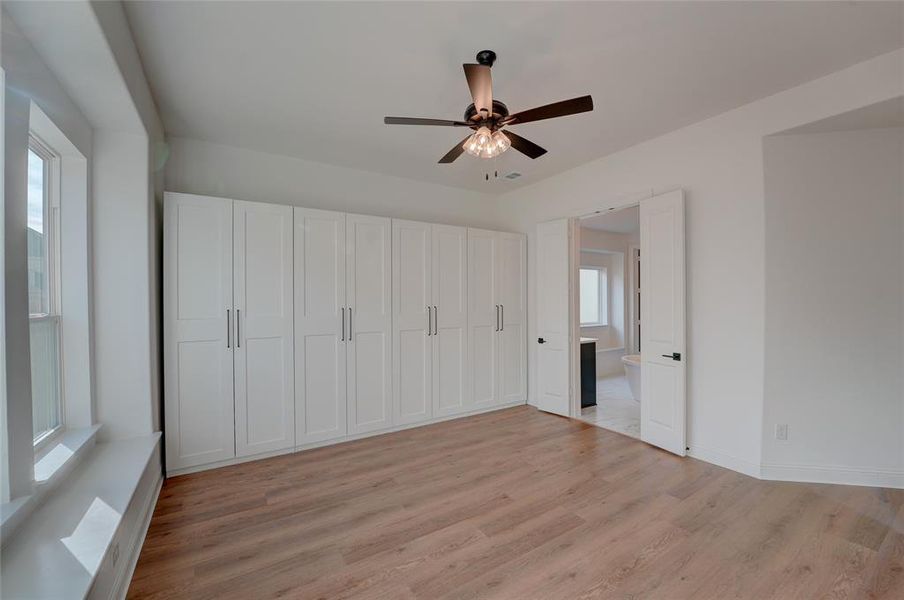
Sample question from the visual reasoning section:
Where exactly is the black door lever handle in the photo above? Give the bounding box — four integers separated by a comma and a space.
662, 352, 681, 361
538, 338, 546, 344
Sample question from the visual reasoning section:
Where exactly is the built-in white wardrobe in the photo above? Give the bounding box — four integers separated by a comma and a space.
468, 229, 528, 407
164, 192, 526, 475
164, 193, 294, 471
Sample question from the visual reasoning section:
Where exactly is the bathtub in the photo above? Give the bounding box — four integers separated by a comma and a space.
621, 354, 641, 403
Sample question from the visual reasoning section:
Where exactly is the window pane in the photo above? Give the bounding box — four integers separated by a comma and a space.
580, 268, 600, 324
28, 143, 63, 443
27, 149, 48, 316
31, 316, 62, 441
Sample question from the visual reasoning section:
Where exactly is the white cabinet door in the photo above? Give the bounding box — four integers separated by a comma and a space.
432, 225, 469, 417
640, 190, 687, 456
468, 229, 499, 407
392, 220, 433, 425
295, 208, 347, 444
347, 214, 393, 434
164, 193, 235, 471
233, 201, 295, 457
497, 232, 527, 404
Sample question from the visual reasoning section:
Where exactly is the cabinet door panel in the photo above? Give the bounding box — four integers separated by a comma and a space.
468, 229, 498, 406
497, 232, 527, 404
164, 193, 235, 471
234, 201, 295, 457
347, 214, 392, 434
393, 220, 432, 424
295, 208, 347, 444
433, 225, 468, 416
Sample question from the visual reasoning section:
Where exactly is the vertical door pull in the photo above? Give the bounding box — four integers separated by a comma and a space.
500, 304, 504, 331
427, 306, 432, 336
236, 309, 241, 348
495, 305, 499, 331
433, 306, 437, 336
348, 308, 353, 341
341, 307, 345, 341
226, 309, 231, 348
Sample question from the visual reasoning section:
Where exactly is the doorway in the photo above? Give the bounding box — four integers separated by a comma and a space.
534, 189, 687, 456
574, 205, 641, 438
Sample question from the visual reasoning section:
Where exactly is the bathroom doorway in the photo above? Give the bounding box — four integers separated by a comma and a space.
573, 205, 642, 438
536, 189, 686, 455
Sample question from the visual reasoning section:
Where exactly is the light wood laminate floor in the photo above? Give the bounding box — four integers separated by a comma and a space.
128, 406, 903, 599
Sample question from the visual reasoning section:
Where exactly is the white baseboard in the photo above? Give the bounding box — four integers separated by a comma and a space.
687, 444, 762, 479
168, 400, 527, 477
688, 444, 904, 489
761, 463, 904, 489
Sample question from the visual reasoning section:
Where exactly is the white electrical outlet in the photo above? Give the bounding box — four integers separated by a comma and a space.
775, 424, 789, 441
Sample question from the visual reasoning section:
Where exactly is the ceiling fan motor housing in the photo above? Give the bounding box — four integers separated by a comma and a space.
464, 100, 509, 125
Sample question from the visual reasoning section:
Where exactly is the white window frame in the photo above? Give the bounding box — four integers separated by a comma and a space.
579, 265, 608, 327
28, 133, 65, 451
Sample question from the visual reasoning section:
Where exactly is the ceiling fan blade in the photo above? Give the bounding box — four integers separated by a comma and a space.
504, 130, 547, 159
463, 64, 493, 115
504, 95, 593, 125
384, 117, 472, 127
438, 136, 470, 164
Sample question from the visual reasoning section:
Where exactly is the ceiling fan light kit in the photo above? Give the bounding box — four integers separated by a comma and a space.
463, 127, 511, 159
383, 50, 594, 166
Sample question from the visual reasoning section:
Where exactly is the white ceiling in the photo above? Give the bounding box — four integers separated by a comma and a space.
581, 206, 639, 234
123, 1, 903, 193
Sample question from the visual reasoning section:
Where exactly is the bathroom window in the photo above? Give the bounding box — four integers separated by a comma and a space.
580, 266, 608, 327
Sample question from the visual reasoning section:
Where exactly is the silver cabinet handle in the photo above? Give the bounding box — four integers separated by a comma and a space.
236, 309, 241, 348
433, 306, 437, 336
341, 307, 345, 341
495, 305, 499, 332
500, 304, 504, 332
348, 307, 353, 341
427, 306, 431, 336
227, 309, 231, 348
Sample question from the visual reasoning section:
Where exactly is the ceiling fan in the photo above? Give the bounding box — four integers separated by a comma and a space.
384, 50, 593, 164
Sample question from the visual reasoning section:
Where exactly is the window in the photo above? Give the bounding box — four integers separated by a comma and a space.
27, 137, 63, 446
580, 266, 608, 327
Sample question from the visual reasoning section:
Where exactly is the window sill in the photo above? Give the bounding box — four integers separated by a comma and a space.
0, 433, 161, 599
580, 324, 609, 329
1, 424, 101, 545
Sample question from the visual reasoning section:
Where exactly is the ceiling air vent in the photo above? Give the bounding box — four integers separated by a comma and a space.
504, 172, 522, 180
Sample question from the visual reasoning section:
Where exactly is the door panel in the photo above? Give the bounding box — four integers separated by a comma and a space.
295, 208, 347, 444
497, 233, 527, 404
347, 214, 393, 434
234, 201, 294, 457
432, 225, 468, 416
468, 229, 498, 407
393, 220, 432, 424
536, 219, 572, 417
164, 193, 235, 471
640, 190, 686, 456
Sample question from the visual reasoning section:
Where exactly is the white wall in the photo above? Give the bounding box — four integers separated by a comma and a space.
90, 0, 167, 436
92, 131, 156, 440
762, 127, 903, 487
164, 137, 503, 229
496, 49, 904, 476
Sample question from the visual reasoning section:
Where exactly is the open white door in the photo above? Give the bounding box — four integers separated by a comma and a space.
640, 190, 686, 456
536, 218, 572, 417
